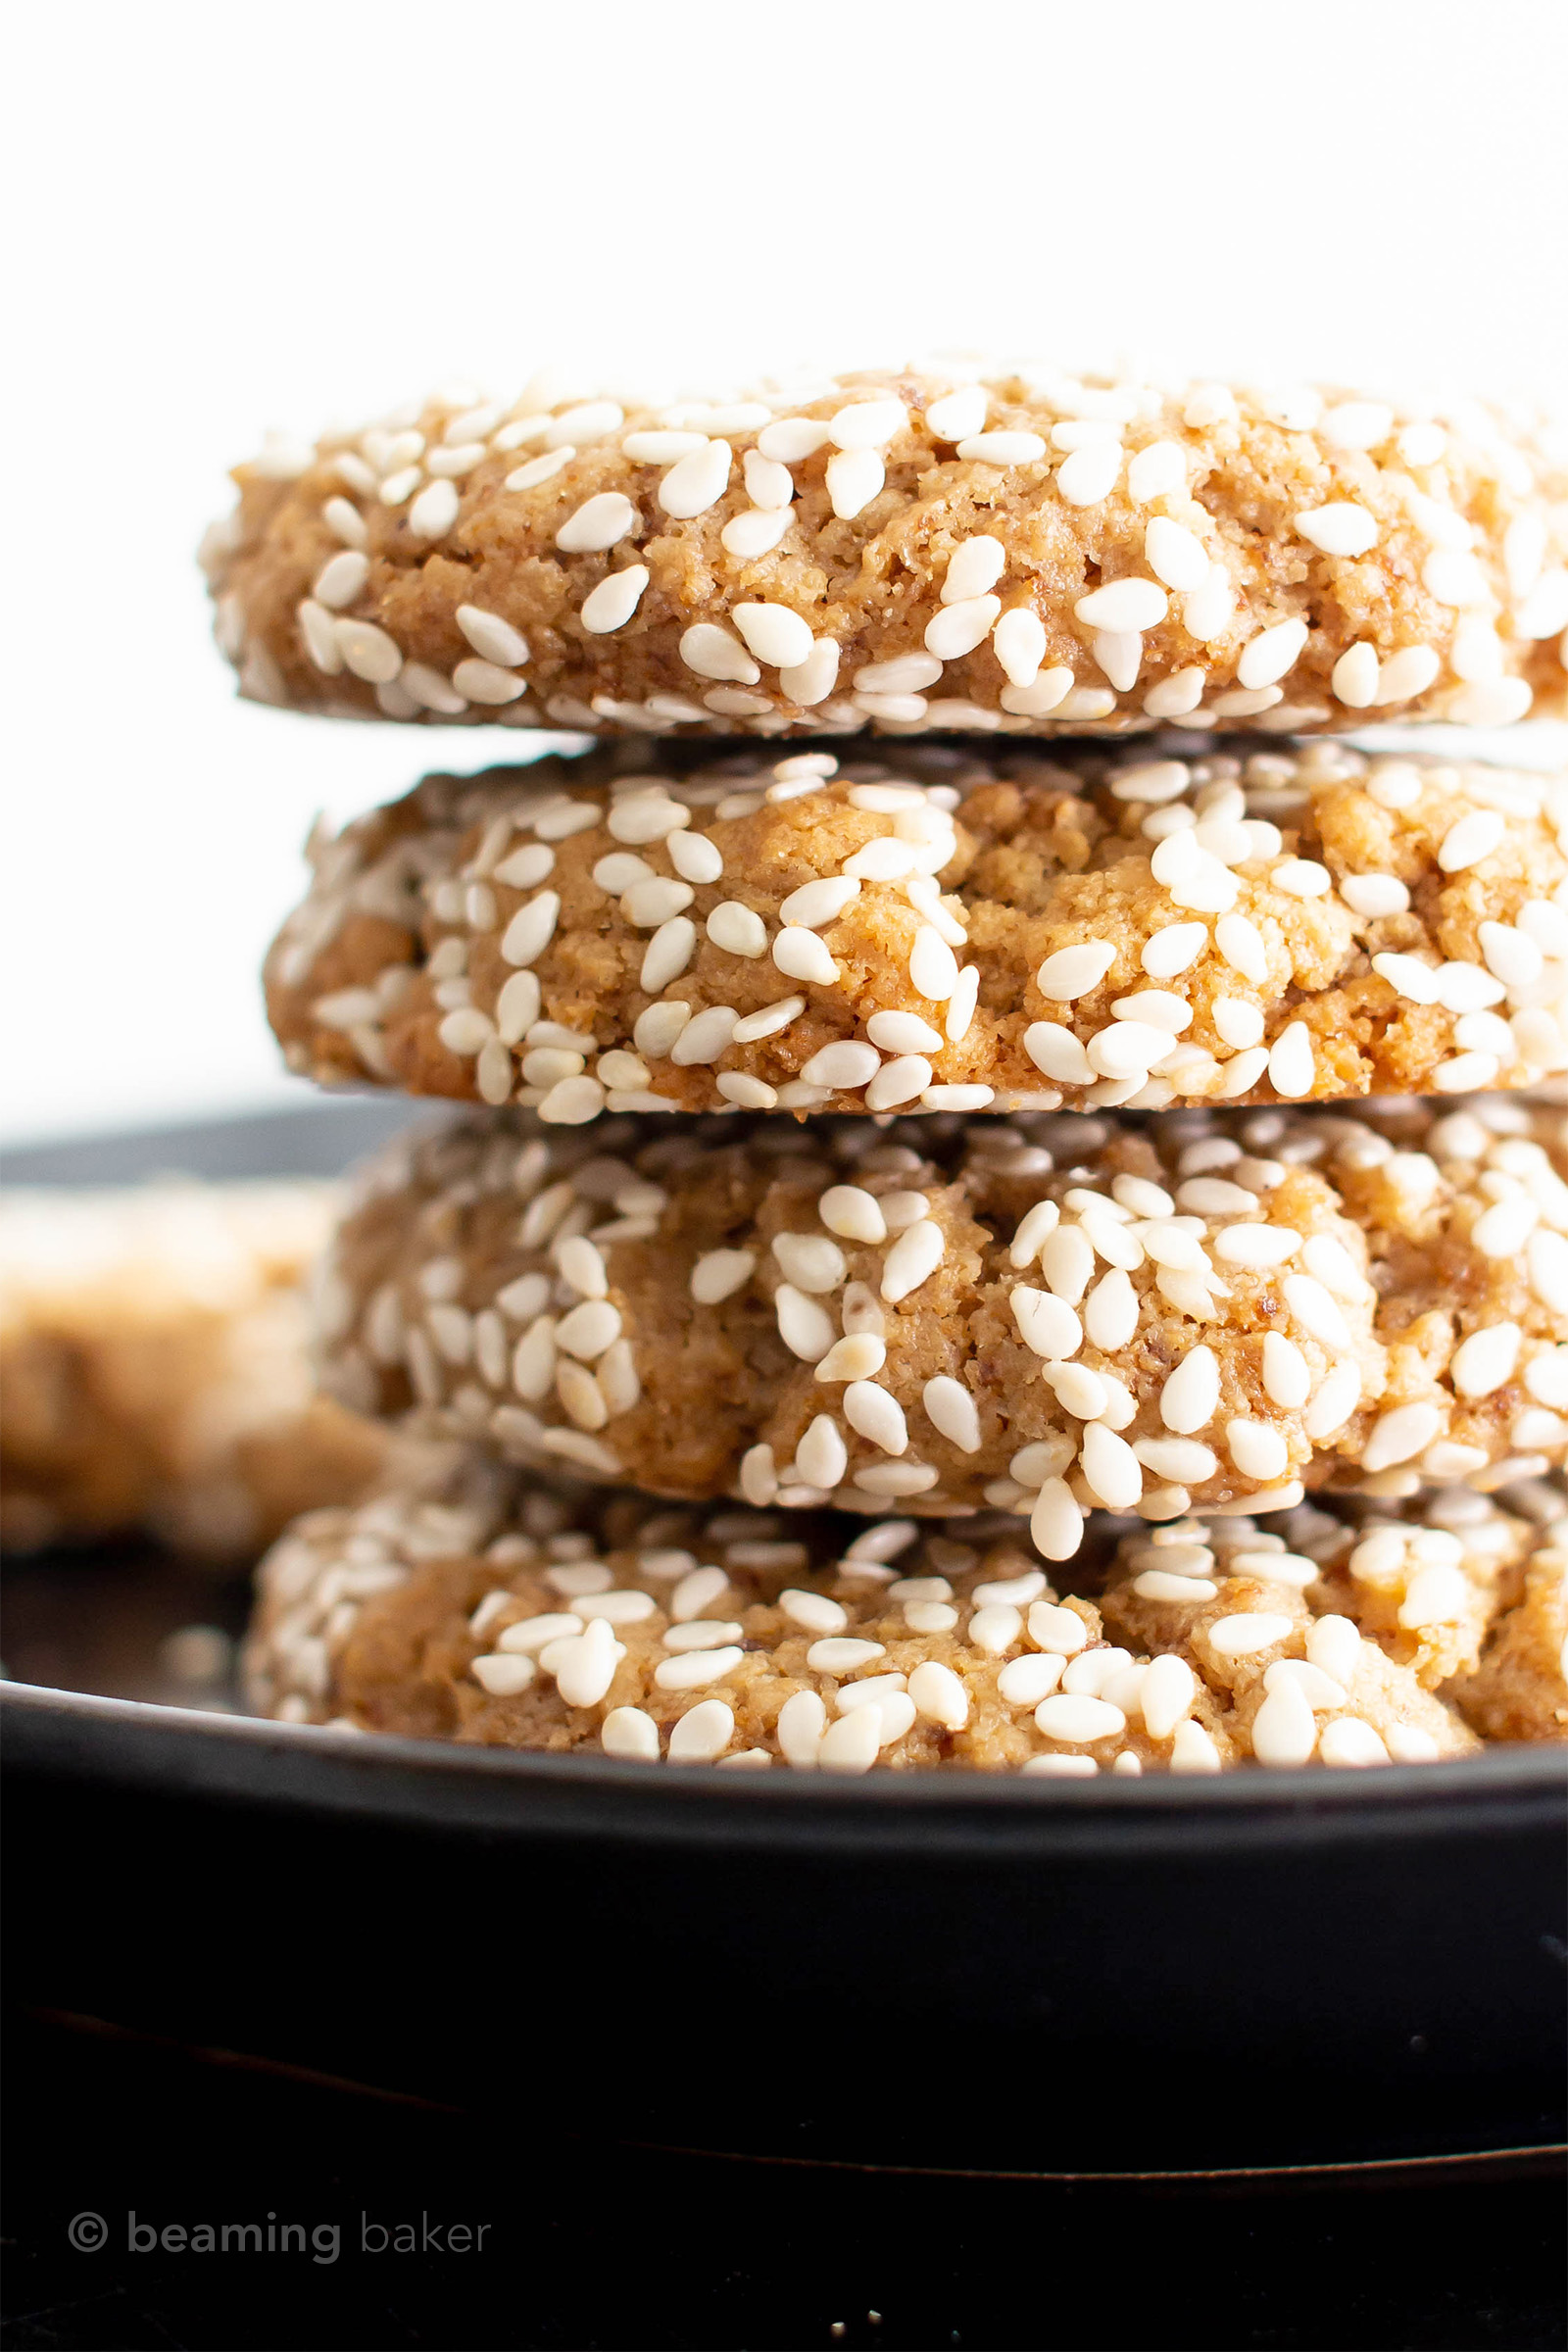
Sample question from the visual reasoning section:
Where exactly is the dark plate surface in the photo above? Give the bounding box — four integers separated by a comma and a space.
3, 1100, 1566, 2181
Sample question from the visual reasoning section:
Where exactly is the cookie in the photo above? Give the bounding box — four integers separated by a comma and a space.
0, 1183, 386, 1560
269, 740, 1568, 1122
314, 1098, 1568, 1538
204, 365, 1568, 737
245, 1457, 1557, 1769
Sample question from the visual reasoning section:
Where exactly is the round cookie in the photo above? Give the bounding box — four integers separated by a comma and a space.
204, 365, 1568, 737
0, 1182, 385, 1559
269, 740, 1568, 1122
314, 1099, 1568, 1538
246, 1460, 1538, 1769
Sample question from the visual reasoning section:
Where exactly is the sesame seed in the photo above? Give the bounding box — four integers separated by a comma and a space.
1296, 504, 1379, 557
923, 386, 988, 439
733, 603, 814, 667
781, 875, 860, 928
601, 1706, 660, 1760
1438, 809, 1505, 872
942, 536, 1006, 604
819, 446, 882, 517
666, 1700, 736, 1762
1318, 1720, 1391, 1769
1075, 577, 1168, 632
499, 891, 560, 967
1055, 443, 1120, 505
679, 621, 760, 683
639, 918, 697, 992
924, 595, 1002, 661
656, 439, 732, 518
556, 492, 637, 554
506, 449, 573, 491
452, 659, 526, 705
958, 430, 1048, 467
409, 478, 460, 539
333, 618, 402, 683
730, 995, 806, 1044
1237, 618, 1309, 689
827, 398, 906, 450
881, 1220, 945, 1305
580, 566, 651, 633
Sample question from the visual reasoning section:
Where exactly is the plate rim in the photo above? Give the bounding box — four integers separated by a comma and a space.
7, 1678, 1564, 1859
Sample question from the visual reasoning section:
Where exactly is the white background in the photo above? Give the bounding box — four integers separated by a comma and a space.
3, 0, 1565, 1143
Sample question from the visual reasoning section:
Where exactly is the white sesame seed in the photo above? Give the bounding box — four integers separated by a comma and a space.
658, 438, 732, 518
1237, 618, 1309, 689
538, 1075, 606, 1125
622, 430, 707, 464
297, 601, 343, 673
1438, 809, 1505, 873
825, 448, 884, 517
923, 386, 988, 440
757, 417, 831, 464
1182, 569, 1235, 643
334, 618, 403, 683
1374, 646, 1442, 704
881, 1220, 945, 1304
409, 478, 460, 539
941, 535, 1006, 604
1055, 443, 1120, 505
453, 658, 526, 705
506, 449, 573, 492
1155, 1346, 1216, 1435
1339, 872, 1409, 917
666, 1699, 736, 1762
639, 918, 697, 992
828, 398, 906, 450
601, 1706, 660, 1760
990, 607, 1047, 687
800, 1040, 879, 1091
1332, 643, 1381, 707
958, 431, 1047, 466
1296, 503, 1379, 557
556, 491, 636, 553
733, 603, 814, 667
1267, 1021, 1315, 1099
697, 901, 762, 959
721, 507, 791, 559
313, 549, 369, 610
1075, 577, 1168, 632
1139, 515, 1207, 592
580, 565, 651, 633
924, 595, 1002, 660
1035, 1693, 1125, 1743
678, 621, 760, 683
843, 1381, 907, 1455
814, 1335, 887, 1383
731, 995, 806, 1044
780, 875, 860, 929
853, 653, 945, 696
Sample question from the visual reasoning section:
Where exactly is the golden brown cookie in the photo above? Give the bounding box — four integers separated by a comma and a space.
245, 1459, 1544, 1768
204, 366, 1568, 737
0, 1183, 386, 1560
268, 740, 1568, 1121
313, 1099, 1568, 1536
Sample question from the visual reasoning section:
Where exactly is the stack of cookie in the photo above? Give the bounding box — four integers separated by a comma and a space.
209, 363, 1568, 1768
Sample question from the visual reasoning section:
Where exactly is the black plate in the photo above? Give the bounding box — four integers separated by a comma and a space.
4, 1101, 1566, 2179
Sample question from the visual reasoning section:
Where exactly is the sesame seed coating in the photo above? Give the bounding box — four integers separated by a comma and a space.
314, 1097, 1568, 1520
244, 1457, 1564, 1766
270, 740, 1568, 1117
0, 1183, 385, 1559
205, 368, 1568, 737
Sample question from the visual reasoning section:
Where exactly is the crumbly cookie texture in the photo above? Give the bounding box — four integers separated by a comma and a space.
204, 366, 1568, 738
268, 741, 1568, 1121
0, 1184, 386, 1560
315, 1099, 1568, 1537
248, 1461, 1568, 1770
